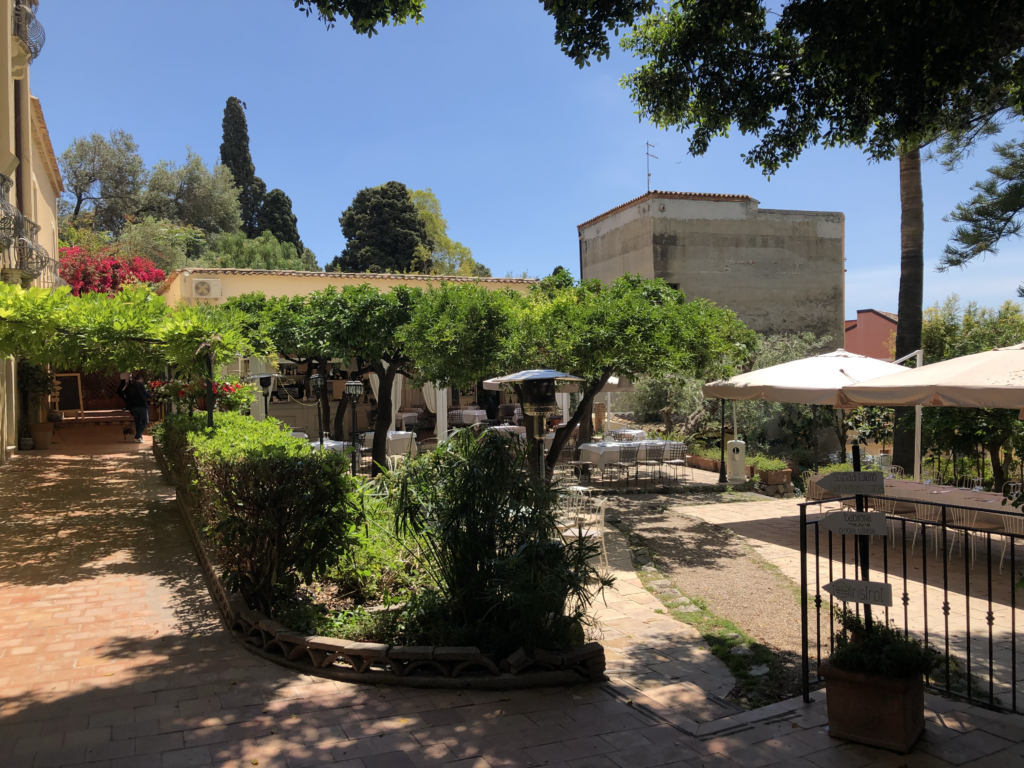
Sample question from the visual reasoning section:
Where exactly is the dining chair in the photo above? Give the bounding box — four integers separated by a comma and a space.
561, 497, 609, 569
1002, 481, 1022, 501
663, 442, 691, 485
948, 505, 1003, 568
887, 465, 906, 479
448, 410, 465, 429
910, 488, 943, 558
999, 511, 1024, 573
607, 443, 639, 487
637, 442, 665, 486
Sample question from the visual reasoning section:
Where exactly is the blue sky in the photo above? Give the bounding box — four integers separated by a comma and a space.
33, 0, 1016, 316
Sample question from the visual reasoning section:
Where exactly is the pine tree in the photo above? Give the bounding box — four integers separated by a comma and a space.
219, 97, 263, 237
258, 188, 303, 253
326, 181, 432, 273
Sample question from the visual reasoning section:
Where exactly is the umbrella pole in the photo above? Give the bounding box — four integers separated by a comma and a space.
811, 404, 818, 474
914, 350, 923, 482
718, 399, 727, 484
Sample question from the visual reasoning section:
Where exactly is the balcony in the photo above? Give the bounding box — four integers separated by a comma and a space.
16, 220, 48, 279
12, 1, 45, 62
0, 173, 21, 251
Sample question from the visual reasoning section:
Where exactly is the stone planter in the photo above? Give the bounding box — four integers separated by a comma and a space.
758, 468, 792, 485
29, 422, 53, 450
19, 437, 34, 451
820, 662, 924, 753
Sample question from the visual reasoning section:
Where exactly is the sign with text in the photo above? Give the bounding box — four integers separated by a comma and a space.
816, 471, 885, 497
823, 578, 893, 607
819, 510, 888, 537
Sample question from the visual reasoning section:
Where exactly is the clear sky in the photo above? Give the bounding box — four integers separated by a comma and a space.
32, 0, 1016, 317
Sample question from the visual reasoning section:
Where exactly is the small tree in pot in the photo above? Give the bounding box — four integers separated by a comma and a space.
821, 609, 941, 753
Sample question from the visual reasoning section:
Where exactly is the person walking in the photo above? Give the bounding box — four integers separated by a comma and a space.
117, 372, 150, 443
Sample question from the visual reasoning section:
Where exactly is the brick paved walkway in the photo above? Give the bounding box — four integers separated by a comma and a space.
1, 448, 1023, 767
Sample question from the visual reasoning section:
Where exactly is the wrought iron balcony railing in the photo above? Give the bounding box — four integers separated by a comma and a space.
0, 173, 22, 250
16, 219, 47, 279
12, 2, 44, 62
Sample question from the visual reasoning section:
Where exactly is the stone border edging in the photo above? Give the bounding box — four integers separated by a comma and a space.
151, 441, 607, 690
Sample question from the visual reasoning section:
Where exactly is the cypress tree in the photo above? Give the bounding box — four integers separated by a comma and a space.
258, 188, 303, 253
219, 96, 263, 236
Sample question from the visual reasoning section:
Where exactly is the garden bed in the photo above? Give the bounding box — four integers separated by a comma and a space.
152, 416, 609, 689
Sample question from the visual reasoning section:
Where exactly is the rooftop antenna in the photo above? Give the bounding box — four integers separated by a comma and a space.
646, 142, 658, 192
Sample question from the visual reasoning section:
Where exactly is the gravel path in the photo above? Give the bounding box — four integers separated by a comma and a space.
607, 493, 811, 702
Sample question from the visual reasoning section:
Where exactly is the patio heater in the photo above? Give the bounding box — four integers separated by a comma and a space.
488, 370, 584, 477
259, 375, 273, 421
344, 379, 364, 476
310, 374, 325, 451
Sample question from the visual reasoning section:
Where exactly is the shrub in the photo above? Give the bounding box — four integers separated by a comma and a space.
829, 609, 940, 679
382, 429, 612, 655
751, 455, 789, 472
165, 412, 360, 616
58, 245, 165, 296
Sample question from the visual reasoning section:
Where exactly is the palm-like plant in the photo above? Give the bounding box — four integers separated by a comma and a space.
382, 429, 612, 654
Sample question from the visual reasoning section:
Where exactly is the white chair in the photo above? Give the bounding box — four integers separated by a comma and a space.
562, 497, 608, 569
999, 512, 1024, 573
1002, 481, 1022, 500
910, 489, 943, 558
948, 506, 1003, 568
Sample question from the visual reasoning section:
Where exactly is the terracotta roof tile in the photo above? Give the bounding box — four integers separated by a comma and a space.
577, 190, 755, 230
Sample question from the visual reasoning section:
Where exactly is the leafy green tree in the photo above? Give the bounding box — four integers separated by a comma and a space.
257, 188, 304, 254
116, 217, 207, 273
59, 130, 147, 233
314, 284, 422, 474
220, 96, 265, 237
292, 0, 656, 65
140, 151, 242, 234
208, 231, 308, 271
327, 182, 432, 273
411, 188, 490, 277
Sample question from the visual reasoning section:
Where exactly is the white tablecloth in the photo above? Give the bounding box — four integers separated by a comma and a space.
606, 429, 647, 441
452, 409, 489, 425
311, 439, 354, 453
578, 440, 672, 469
491, 425, 526, 437
361, 430, 418, 456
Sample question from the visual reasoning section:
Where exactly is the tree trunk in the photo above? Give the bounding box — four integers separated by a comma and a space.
546, 371, 612, 474
892, 148, 924, 476
370, 362, 396, 476
332, 394, 349, 440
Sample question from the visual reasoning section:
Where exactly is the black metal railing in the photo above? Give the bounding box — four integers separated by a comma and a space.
12, 2, 45, 62
800, 493, 1024, 714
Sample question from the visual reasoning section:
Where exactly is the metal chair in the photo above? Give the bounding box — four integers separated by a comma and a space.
1002, 481, 1022, 500
948, 506, 1003, 568
999, 511, 1024, 573
561, 496, 609, 569
607, 443, 639, 487
887, 465, 906, 479
663, 442, 691, 485
957, 476, 983, 490
448, 410, 465, 429
637, 442, 665, 486
498, 403, 518, 424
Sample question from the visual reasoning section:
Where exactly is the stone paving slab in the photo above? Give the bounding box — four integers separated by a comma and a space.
0, 449, 1021, 767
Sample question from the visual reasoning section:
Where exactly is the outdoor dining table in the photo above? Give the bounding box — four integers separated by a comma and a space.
883, 479, 1009, 529
608, 428, 647, 441
578, 440, 673, 470
395, 412, 418, 431
453, 409, 489, 424
490, 425, 527, 437
312, 431, 417, 456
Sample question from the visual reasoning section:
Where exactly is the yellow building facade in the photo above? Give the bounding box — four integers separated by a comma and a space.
2, 0, 64, 463
155, 267, 538, 306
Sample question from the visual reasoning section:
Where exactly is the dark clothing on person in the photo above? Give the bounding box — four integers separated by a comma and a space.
117, 379, 150, 409
117, 379, 151, 440
130, 406, 149, 440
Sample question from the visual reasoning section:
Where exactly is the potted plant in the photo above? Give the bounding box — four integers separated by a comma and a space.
755, 456, 791, 485
820, 609, 940, 753
17, 362, 56, 450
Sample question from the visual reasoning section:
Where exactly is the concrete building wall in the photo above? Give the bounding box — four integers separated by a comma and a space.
578, 192, 845, 342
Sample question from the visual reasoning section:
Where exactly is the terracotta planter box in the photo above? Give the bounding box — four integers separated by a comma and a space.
758, 468, 792, 485
820, 663, 924, 753
745, 465, 755, 478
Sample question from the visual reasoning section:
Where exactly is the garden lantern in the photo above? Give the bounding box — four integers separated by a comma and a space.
344, 379, 364, 476
310, 374, 325, 450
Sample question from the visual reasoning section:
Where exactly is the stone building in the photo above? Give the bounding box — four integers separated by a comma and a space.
577, 191, 845, 342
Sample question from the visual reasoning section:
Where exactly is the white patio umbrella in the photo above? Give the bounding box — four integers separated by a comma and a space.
702, 349, 912, 475
837, 343, 1024, 411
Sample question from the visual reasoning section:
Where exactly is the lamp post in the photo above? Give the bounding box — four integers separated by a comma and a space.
344, 379, 364, 476
259, 375, 273, 421
310, 373, 325, 451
